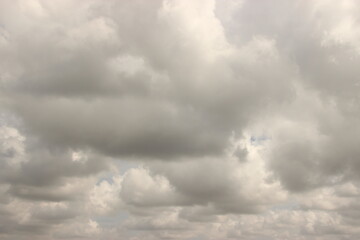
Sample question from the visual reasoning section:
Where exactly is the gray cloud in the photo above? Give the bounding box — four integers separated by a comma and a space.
1, 0, 295, 160
1, 0, 360, 240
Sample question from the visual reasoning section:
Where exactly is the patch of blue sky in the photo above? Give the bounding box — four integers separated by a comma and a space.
250, 135, 270, 146
94, 211, 129, 228
269, 200, 300, 211
96, 159, 140, 186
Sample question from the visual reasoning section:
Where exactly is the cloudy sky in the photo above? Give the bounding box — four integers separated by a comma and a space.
1, 0, 360, 239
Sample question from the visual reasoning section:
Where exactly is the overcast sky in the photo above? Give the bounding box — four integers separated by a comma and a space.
1, 0, 360, 239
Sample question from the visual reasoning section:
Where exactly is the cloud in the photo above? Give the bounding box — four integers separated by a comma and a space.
1, 0, 360, 239
1, 0, 295, 160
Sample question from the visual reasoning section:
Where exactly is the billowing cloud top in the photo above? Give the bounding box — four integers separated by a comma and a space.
1, 0, 360, 239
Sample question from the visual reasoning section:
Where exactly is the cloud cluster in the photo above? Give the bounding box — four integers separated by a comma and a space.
1, 0, 360, 239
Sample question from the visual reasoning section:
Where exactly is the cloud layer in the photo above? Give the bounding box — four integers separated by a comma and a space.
1, 0, 360, 239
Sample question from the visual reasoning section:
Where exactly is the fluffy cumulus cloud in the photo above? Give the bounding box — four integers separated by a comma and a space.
1, 0, 360, 239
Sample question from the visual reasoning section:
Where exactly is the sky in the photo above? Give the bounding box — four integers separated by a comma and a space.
1, 0, 360, 239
